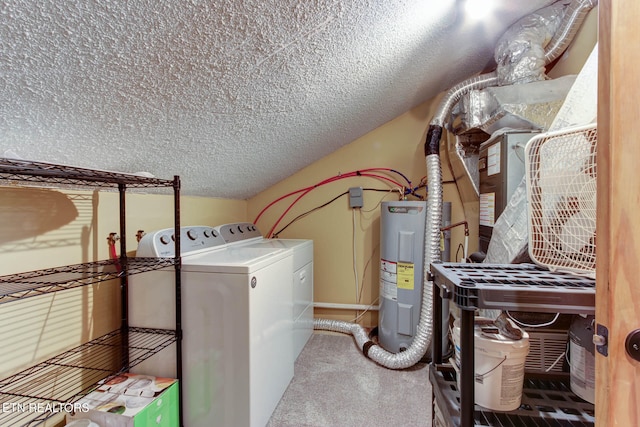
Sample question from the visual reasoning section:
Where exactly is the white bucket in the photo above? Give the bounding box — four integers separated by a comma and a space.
452, 317, 530, 411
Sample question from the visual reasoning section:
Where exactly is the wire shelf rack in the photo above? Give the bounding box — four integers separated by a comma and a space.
0, 156, 183, 426
0, 258, 178, 304
430, 263, 596, 427
430, 262, 595, 315
431, 366, 594, 427
0, 327, 177, 426
0, 158, 176, 189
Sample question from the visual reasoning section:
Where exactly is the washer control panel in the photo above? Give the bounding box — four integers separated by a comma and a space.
214, 222, 263, 243
136, 226, 226, 257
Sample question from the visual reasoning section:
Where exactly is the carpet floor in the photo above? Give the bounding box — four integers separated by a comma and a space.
267, 333, 433, 427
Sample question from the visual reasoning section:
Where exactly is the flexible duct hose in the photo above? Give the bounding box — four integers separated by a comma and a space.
313, 0, 597, 370
545, 0, 598, 65
430, 73, 499, 128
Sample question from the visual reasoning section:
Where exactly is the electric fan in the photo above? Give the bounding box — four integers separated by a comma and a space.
525, 123, 597, 277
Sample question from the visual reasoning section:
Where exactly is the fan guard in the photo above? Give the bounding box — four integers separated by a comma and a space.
525, 123, 597, 277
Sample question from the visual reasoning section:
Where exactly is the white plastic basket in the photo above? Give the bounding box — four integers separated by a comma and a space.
524, 123, 597, 277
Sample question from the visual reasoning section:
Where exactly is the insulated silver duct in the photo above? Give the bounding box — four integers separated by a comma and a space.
544, 0, 599, 65
494, 2, 566, 86
432, 73, 499, 127
493, 0, 597, 86
313, 0, 597, 370
423, 154, 444, 287
454, 74, 577, 135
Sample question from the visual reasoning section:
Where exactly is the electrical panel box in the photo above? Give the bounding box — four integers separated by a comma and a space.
348, 186, 363, 208
478, 131, 537, 253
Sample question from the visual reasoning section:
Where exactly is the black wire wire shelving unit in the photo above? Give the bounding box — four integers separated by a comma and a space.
429, 262, 596, 427
0, 158, 183, 427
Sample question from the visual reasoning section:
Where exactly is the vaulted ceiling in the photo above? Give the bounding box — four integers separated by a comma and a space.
0, 0, 553, 198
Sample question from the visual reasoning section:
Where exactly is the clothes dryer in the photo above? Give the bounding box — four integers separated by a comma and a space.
129, 226, 294, 427
212, 222, 314, 360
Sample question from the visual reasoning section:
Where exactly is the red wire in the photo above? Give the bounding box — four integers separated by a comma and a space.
264, 172, 405, 238
254, 168, 408, 227
254, 187, 311, 224
357, 172, 403, 188
266, 187, 315, 238
254, 173, 354, 225
264, 174, 354, 237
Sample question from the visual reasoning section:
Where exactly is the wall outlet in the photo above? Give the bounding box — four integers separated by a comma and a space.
349, 187, 363, 208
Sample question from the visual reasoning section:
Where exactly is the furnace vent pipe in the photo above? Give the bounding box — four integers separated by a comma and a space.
494, 0, 597, 86
430, 73, 499, 128
313, 0, 597, 370
544, 0, 598, 65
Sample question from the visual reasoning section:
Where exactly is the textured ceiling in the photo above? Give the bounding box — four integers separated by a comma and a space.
0, 0, 553, 199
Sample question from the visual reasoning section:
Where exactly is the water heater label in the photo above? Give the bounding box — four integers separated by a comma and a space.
380, 259, 397, 273
380, 279, 397, 301
387, 206, 424, 214
397, 262, 414, 290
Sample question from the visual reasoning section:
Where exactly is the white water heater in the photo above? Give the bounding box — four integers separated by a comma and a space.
379, 200, 426, 353
378, 200, 450, 355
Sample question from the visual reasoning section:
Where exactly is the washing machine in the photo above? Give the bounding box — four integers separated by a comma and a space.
128, 226, 294, 427
212, 222, 314, 361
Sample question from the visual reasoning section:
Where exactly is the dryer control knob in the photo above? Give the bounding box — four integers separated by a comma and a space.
187, 229, 198, 241
159, 235, 171, 245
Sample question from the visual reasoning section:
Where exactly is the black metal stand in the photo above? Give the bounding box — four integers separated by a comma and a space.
459, 308, 474, 427
429, 262, 596, 427
173, 175, 184, 427
0, 158, 183, 427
